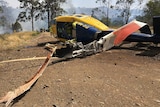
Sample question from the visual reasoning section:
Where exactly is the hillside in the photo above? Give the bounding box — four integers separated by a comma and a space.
0, 32, 41, 50
0, 32, 160, 107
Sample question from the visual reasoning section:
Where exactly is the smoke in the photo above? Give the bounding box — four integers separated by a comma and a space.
0, 0, 76, 34
20, 20, 47, 31
0, 4, 22, 34
0, 26, 12, 34
62, 0, 76, 15
0, 6, 47, 34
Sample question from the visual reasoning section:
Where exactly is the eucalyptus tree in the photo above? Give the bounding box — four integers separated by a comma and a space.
143, 0, 160, 25
41, 0, 66, 29
17, 0, 41, 31
12, 21, 23, 32
0, 0, 8, 27
94, 0, 113, 25
115, 0, 134, 24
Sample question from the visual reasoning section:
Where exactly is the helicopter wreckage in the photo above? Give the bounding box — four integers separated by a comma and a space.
1, 14, 157, 106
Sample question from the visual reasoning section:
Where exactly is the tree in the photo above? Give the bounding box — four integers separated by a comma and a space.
112, 19, 124, 27
17, 0, 41, 31
0, 0, 8, 27
115, 0, 134, 24
100, 17, 111, 25
0, 4, 3, 25
0, 6, 2, 12
0, 16, 7, 27
41, 0, 66, 29
142, 0, 160, 25
94, 0, 113, 25
12, 21, 23, 32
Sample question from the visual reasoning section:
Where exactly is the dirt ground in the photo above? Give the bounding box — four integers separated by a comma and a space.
0, 33, 160, 107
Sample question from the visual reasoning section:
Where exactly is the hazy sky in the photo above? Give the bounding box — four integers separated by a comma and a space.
6, 0, 148, 9
6, 0, 100, 8
6, 0, 20, 8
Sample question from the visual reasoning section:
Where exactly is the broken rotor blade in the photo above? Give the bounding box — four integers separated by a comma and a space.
0, 47, 57, 107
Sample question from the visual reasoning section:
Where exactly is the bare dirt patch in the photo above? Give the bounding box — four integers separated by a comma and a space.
0, 33, 160, 107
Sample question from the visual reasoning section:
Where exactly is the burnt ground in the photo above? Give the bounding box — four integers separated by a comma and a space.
0, 33, 160, 107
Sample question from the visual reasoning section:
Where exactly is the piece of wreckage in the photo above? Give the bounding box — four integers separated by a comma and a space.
48, 14, 150, 58
0, 14, 148, 107
125, 16, 160, 44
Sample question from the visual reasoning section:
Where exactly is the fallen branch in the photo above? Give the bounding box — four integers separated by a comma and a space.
0, 47, 57, 107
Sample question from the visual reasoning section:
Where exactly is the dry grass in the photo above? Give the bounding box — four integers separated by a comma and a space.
0, 31, 39, 50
